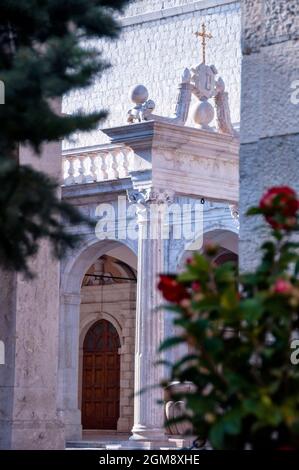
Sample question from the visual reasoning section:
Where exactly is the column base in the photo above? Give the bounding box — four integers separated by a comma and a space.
2, 418, 65, 450
130, 424, 167, 442
59, 409, 82, 441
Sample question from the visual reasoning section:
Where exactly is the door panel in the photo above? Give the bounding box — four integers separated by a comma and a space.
82, 320, 120, 429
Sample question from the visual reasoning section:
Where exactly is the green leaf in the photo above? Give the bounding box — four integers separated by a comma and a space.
159, 336, 185, 352
247, 207, 262, 216
239, 298, 264, 322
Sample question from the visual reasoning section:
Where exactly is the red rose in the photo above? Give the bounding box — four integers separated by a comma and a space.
259, 187, 299, 230
273, 279, 292, 294
158, 275, 190, 304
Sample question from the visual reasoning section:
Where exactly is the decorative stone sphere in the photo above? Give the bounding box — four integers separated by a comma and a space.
193, 100, 215, 129
130, 84, 149, 104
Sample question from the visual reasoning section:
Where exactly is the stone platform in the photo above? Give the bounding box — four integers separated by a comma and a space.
66, 431, 193, 450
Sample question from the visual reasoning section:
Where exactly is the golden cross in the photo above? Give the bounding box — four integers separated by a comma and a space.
195, 23, 213, 64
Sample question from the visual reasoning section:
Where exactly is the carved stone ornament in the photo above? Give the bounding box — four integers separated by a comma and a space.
127, 70, 193, 126
127, 188, 174, 205
229, 204, 239, 228
126, 63, 235, 135
190, 63, 217, 100
126, 25, 236, 135
127, 85, 155, 123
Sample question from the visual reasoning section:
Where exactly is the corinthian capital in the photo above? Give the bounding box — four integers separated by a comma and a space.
127, 187, 174, 205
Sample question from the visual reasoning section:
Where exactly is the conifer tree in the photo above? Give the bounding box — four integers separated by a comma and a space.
0, 0, 129, 275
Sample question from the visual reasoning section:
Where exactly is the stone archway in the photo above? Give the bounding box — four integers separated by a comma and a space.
58, 238, 137, 441
178, 228, 239, 269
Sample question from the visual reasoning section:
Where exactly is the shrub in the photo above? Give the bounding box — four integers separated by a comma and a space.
158, 187, 299, 450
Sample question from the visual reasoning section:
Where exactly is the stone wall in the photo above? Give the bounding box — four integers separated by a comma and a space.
63, 0, 241, 149
121, 0, 206, 16
239, 0, 299, 271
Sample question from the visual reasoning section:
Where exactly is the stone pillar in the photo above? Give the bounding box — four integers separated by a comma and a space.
117, 313, 135, 432
239, 0, 299, 271
128, 188, 172, 442
57, 293, 82, 441
0, 198, 65, 448
0, 270, 17, 448
0, 101, 65, 449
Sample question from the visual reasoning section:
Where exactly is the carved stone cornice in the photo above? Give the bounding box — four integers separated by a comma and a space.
103, 120, 239, 204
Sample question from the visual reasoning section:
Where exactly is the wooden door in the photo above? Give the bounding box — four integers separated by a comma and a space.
82, 320, 120, 429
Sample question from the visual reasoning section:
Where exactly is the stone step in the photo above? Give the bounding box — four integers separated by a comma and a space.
66, 440, 184, 450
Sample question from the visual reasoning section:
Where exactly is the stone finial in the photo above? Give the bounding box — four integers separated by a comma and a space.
181, 68, 191, 84
127, 85, 155, 123
215, 78, 237, 136
130, 84, 148, 104
193, 99, 215, 131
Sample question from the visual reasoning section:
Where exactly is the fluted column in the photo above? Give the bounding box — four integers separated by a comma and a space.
128, 188, 173, 441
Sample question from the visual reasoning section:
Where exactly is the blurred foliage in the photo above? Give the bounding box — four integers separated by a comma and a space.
0, 0, 129, 275
159, 187, 299, 449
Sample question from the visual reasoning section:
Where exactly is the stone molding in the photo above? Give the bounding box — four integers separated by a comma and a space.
103, 121, 239, 204
121, 0, 238, 28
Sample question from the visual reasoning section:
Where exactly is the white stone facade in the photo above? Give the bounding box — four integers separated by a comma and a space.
58, 119, 239, 445
0, 0, 242, 450
63, 0, 241, 149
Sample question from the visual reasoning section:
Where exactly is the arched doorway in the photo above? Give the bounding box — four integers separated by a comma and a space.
82, 319, 121, 430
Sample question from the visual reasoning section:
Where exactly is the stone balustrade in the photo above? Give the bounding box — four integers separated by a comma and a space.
62, 147, 134, 185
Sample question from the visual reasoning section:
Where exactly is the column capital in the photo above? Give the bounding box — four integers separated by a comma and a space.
127, 187, 175, 225
127, 187, 175, 205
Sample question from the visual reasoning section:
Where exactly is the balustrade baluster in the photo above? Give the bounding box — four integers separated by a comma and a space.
89, 154, 98, 182
99, 153, 108, 180
77, 157, 86, 184
64, 156, 76, 185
